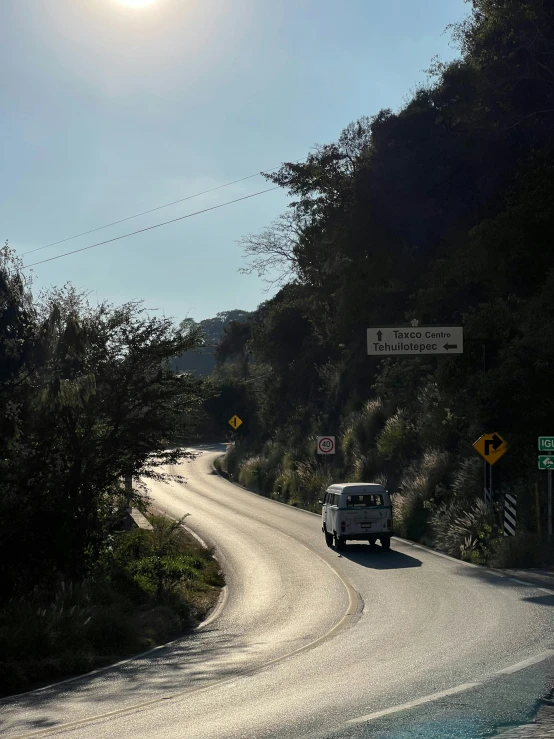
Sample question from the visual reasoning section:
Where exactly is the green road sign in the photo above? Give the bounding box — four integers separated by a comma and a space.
538, 437, 554, 452
538, 455, 554, 470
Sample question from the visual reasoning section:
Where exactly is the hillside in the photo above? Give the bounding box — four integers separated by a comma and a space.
213, 0, 554, 568
172, 310, 253, 376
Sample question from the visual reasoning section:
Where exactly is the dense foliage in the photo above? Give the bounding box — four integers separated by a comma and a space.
0, 243, 210, 601
216, 0, 554, 566
0, 514, 223, 696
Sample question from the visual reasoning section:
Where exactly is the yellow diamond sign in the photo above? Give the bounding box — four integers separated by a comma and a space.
473, 432, 508, 465
228, 415, 243, 430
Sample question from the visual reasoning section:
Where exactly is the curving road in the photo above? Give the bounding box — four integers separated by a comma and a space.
1, 444, 553, 739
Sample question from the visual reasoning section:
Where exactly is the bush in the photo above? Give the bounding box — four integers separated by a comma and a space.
451, 456, 483, 502
0, 515, 224, 696
351, 450, 379, 482
340, 420, 361, 465
224, 442, 242, 479
293, 459, 333, 510
430, 498, 500, 563
238, 455, 271, 493
489, 533, 545, 569
274, 467, 298, 503
358, 398, 387, 445
392, 492, 429, 543
415, 382, 461, 451
402, 449, 453, 504
376, 409, 418, 462
393, 450, 453, 545
340, 399, 386, 476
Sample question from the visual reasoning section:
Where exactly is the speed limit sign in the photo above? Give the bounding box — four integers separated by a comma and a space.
317, 436, 336, 455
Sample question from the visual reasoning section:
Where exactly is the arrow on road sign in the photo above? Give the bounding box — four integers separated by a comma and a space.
367, 326, 463, 356
228, 415, 243, 429
484, 433, 503, 457
473, 432, 508, 465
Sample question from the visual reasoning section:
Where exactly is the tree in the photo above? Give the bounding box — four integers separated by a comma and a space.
173, 310, 254, 376
0, 271, 210, 599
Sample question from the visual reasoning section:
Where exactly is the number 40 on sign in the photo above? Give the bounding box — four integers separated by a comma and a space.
317, 436, 335, 455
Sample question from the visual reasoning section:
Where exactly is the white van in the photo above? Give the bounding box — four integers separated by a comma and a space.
320, 483, 393, 551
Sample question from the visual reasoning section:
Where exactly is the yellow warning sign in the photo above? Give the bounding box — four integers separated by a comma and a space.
228, 415, 243, 429
473, 432, 508, 465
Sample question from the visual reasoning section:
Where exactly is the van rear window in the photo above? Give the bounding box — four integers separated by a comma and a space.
346, 494, 384, 507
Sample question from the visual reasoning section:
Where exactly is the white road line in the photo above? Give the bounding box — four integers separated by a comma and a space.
6, 480, 363, 739
347, 683, 481, 724
495, 650, 554, 675
212, 454, 554, 595
347, 649, 554, 725
392, 538, 554, 593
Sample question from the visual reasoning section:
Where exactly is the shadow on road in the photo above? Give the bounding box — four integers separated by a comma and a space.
0, 626, 252, 734
522, 593, 554, 606
338, 544, 422, 569
448, 565, 554, 603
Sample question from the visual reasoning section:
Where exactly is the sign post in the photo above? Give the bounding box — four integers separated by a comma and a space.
538, 437, 554, 540
367, 326, 463, 356
317, 436, 335, 480
228, 415, 243, 445
547, 452, 552, 541
473, 433, 508, 507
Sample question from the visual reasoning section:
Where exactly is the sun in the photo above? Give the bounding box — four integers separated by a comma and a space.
115, 0, 158, 7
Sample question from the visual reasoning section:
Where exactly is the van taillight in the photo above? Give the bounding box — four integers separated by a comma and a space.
341, 521, 345, 532
386, 519, 392, 530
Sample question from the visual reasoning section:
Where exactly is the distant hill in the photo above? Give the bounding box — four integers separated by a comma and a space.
172, 310, 253, 376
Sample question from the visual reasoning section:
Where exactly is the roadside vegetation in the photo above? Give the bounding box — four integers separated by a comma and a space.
0, 514, 223, 697
0, 245, 223, 696
210, 1, 554, 569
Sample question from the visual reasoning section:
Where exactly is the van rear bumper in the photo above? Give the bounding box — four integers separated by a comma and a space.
342, 532, 394, 540
322, 527, 395, 539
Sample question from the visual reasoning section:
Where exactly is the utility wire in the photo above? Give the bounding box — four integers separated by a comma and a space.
22, 186, 281, 269
23, 159, 303, 257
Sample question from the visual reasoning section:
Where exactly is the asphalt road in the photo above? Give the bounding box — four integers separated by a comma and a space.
2, 444, 553, 739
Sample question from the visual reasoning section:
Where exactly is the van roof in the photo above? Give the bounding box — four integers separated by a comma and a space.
328, 483, 386, 491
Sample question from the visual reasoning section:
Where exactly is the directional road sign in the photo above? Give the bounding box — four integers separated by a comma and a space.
473, 432, 508, 465
539, 437, 554, 452
538, 456, 554, 470
317, 436, 336, 455
367, 326, 463, 356
228, 415, 243, 429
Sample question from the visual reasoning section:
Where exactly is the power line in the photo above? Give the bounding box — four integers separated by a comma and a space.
23, 159, 303, 257
22, 186, 281, 269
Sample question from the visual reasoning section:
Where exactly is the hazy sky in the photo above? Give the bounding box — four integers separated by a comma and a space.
2, 0, 467, 323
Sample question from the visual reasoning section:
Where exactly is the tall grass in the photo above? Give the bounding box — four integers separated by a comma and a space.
238, 455, 273, 494
294, 459, 333, 510
430, 498, 499, 563
451, 456, 482, 501
376, 409, 418, 462
340, 398, 386, 472
394, 450, 453, 544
